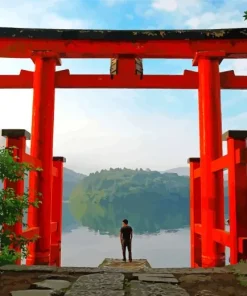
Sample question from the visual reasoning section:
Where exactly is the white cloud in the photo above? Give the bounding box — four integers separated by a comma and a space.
0, 0, 247, 175
185, 10, 245, 29
0, 0, 92, 29
150, 0, 246, 29
152, 0, 178, 12
0, 0, 95, 172
152, 0, 200, 15
222, 60, 247, 75
149, 0, 247, 81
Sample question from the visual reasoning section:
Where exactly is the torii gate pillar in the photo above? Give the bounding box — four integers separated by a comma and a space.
27, 52, 61, 265
194, 52, 225, 267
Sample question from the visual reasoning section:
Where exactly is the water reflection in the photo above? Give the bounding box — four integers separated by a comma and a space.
61, 218, 230, 268
62, 201, 79, 233
68, 197, 189, 236
61, 226, 191, 267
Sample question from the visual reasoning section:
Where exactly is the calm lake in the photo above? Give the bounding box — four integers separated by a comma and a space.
62, 226, 190, 267
61, 203, 230, 268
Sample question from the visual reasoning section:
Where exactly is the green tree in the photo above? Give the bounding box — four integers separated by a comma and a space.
69, 168, 191, 234
244, 11, 247, 20
69, 168, 229, 235
0, 147, 41, 266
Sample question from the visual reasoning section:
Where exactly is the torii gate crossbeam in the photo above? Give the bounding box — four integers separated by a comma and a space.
0, 70, 247, 89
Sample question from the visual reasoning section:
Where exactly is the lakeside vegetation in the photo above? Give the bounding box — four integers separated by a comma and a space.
69, 168, 229, 235
69, 168, 190, 235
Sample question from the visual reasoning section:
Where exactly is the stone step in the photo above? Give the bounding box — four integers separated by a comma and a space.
99, 258, 151, 271
65, 291, 124, 296
30, 279, 71, 291
11, 290, 57, 296
64, 273, 124, 295
138, 274, 179, 284
130, 280, 190, 296
133, 273, 176, 278
37, 274, 77, 282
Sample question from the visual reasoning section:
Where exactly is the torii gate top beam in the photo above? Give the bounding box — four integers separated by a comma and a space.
0, 27, 247, 59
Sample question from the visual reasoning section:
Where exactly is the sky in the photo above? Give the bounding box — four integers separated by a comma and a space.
0, 0, 247, 174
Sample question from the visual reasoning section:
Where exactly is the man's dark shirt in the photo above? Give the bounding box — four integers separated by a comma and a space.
120, 225, 133, 240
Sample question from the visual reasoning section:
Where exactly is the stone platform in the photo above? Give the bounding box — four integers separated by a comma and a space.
99, 258, 151, 271
0, 259, 247, 296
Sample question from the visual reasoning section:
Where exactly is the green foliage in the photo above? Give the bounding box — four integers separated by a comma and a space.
69, 168, 230, 235
0, 147, 41, 266
233, 260, 247, 287
69, 168, 191, 235
70, 168, 189, 203
0, 246, 19, 266
244, 11, 247, 20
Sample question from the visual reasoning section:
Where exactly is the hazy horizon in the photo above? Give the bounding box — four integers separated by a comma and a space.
0, 132, 190, 175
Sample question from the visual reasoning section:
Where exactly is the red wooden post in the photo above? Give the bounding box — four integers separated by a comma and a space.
26, 168, 38, 265
188, 157, 201, 267
28, 53, 60, 265
1, 129, 29, 264
50, 156, 66, 267
223, 130, 247, 264
194, 52, 225, 267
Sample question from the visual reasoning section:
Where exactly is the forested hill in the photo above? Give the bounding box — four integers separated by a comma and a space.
69, 168, 229, 235
69, 168, 192, 235
70, 168, 189, 203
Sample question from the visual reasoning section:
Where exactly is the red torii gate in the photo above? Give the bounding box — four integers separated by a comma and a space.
1, 27, 247, 268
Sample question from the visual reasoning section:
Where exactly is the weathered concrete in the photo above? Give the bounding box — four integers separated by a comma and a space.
2, 260, 247, 296
11, 291, 58, 296
0, 264, 232, 275
99, 258, 151, 270
149, 267, 231, 274
101, 267, 138, 274
133, 272, 176, 278
37, 274, 77, 281
130, 280, 190, 296
138, 274, 179, 284
68, 273, 124, 290
56, 267, 103, 274
64, 273, 124, 296
67, 290, 124, 296
194, 290, 218, 296
30, 279, 71, 290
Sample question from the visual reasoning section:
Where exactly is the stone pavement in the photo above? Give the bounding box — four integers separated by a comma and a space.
1, 259, 246, 296
98, 258, 151, 270
8, 270, 189, 296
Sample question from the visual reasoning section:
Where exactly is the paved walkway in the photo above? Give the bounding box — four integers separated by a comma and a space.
8, 269, 189, 296
1, 259, 246, 295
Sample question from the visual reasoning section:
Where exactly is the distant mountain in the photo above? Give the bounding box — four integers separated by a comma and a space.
63, 167, 86, 182
63, 168, 86, 200
164, 167, 189, 176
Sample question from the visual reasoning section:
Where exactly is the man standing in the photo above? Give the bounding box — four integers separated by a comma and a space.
120, 219, 133, 262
